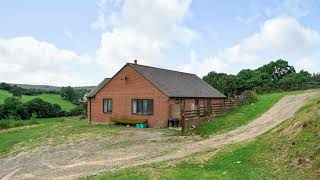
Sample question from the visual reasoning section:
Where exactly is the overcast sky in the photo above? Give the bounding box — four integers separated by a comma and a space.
0, 0, 320, 86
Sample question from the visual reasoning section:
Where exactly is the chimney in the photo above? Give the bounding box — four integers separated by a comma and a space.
134, 59, 138, 64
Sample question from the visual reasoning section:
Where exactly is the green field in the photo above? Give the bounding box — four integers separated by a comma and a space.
0, 89, 11, 103
88, 93, 320, 179
0, 89, 76, 111
193, 90, 304, 137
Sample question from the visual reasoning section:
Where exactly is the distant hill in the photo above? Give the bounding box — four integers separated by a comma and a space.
0, 89, 76, 111
11, 83, 60, 91
9, 83, 95, 91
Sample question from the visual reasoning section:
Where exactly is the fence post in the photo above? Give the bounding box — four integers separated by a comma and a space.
237, 97, 240, 106
181, 109, 185, 132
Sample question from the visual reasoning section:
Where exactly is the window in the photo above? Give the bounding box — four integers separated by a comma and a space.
103, 99, 112, 113
132, 99, 153, 115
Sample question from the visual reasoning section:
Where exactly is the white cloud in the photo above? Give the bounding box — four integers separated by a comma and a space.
180, 51, 233, 77
182, 16, 320, 76
0, 37, 92, 86
93, 0, 197, 74
0, 0, 196, 86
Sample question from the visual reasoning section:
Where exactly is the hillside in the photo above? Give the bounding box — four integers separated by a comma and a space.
0, 89, 76, 111
0, 90, 11, 104
92, 93, 320, 179
10, 83, 95, 91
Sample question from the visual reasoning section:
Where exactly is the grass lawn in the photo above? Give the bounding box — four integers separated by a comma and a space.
0, 89, 76, 111
0, 117, 124, 157
193, 90, 304, 137
0, 117, 64, 130
86, 93, 320, 179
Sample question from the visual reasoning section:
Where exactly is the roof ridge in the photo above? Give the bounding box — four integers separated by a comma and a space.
127, 63, 196, 76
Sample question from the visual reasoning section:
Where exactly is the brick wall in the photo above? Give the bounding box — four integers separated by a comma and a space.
89, 65, 169, 128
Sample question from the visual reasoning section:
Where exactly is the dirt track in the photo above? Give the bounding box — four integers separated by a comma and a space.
0, 91, 318, 180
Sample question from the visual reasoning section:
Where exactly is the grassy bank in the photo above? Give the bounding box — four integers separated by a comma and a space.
0, 117, 64, 130
87, 93, 320, 179
0, 117, 124, 157
0, 89, 76, 111
194, 91, 304, 137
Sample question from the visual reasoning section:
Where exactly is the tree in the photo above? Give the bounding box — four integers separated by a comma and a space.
16, 104, 31, 120
203, 71, 237, 96
25, 98, 63, 118
312, 73, 320, 82
9, 86, 23, 97
60, 86, 77, 102
257, 59, 295, 83
236, 69, 264, 92
277, 70, 312, 90
0, 82, 11, 91
2, 97, 23, 119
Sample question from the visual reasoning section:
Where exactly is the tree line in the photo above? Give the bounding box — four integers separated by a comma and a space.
0, 97, 86, 120
0, 83, 55, 97
203, 59, 320, 96
0, 83, 89, 120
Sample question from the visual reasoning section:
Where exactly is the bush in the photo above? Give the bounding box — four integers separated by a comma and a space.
0, 97, 65, 121
25, 98, 64, 118
68, 106, 86, 116
242, 90, 258, 104
0, 105, 6, 119
111, 117, 146, 125
2, 97, 24, 119
16, 104, 31, 120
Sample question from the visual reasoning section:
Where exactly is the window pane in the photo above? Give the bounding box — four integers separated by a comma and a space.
103, 100, 108, 112
147, 100, 153, 115
137, 100, 142, 114
132, 100, 137, 114
103, 99, 112, 112
108, 100, 112, 112
143, 100, 148, 114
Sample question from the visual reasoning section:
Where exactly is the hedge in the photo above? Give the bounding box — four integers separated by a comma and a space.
111, 117, 146, 125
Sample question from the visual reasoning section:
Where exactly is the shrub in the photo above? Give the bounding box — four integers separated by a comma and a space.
25, 98, 64, 118
2, 97, 23, 119
0, 105, 6, 120
242, 90, 258, 104
16, 104, 31, 120
68, 106, 86, 116
111, 117, 146, 125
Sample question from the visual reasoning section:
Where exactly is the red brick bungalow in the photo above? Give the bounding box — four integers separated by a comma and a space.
86, 60, 226, 128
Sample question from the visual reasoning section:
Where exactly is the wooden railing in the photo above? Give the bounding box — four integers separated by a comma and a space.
181, 96, 247, 132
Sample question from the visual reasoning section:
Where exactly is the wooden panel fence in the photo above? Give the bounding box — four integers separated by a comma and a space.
181, 95, 248, 132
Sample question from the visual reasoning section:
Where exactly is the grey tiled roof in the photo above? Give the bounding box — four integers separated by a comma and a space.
128, 63, 226, 98
86, 63, 226, 98
86, 78, 110, 98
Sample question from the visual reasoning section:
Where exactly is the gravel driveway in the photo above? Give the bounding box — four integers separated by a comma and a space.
0, 91, 318, 180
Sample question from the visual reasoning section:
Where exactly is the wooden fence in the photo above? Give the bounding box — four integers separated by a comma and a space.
256, 82, 320, 94
181, 95, 248, 132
